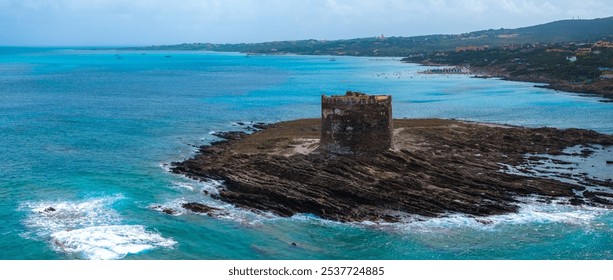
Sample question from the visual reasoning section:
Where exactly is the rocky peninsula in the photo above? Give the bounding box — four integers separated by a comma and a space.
171, 117, 613, 223
402, 43, 613, 102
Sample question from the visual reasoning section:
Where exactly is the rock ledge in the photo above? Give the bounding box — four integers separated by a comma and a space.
171, 118, 613, 222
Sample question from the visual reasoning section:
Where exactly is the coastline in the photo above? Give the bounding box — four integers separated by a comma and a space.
171, 118, 613, 223
409, 61, 613, 102
116, 46, 613, 101
469, 66, 613, 102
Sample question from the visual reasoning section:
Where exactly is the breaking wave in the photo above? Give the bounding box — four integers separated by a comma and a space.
369, 196, 611, 233
20, 195, 176, 260
160, 177, 612, 233
152, 179, 279, 225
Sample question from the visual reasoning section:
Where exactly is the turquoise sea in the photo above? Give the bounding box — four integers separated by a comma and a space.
1, 47, 612, 260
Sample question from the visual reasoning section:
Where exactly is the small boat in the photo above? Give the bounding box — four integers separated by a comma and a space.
606, 160, 613, 164
329, 56, 336, 61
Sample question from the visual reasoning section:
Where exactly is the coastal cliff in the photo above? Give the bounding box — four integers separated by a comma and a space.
171, 118, 613, 222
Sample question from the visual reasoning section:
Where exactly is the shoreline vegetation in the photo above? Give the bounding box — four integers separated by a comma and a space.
403, 43, 613, 101
171, 119, 613, 223
124, 16, 613, 101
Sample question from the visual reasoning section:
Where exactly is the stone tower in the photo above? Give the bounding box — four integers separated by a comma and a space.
320, 91, 393, 155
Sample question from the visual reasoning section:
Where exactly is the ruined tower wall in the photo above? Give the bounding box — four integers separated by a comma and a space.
320, 91, 393, 155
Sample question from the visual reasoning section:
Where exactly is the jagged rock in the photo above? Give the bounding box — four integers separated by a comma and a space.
212, 131, 247, 140
162, 208, 177, 215
182, 202, 220, 214
151, 205, 177, 215
253, 123, 274, 130
171, 118, 613, 223
569, 198, 585, 205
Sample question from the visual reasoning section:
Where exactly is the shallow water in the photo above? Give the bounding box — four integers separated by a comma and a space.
1, 47, 612, 259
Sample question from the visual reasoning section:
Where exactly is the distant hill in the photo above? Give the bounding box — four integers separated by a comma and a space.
468, 16, 613, 44
130, 17, 613, 56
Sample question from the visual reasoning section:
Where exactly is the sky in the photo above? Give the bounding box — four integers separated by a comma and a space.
0, 0, 612, 46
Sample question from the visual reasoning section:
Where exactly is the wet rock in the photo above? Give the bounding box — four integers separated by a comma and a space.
171, 118, 613, 223
182, 202, 220, 214
151, 205, 177, 215
527, 156, 549, 162
253, 123, 274, 130
162, 208, 177, 215
580, 149, 595, 157
551, 159, 573, 165
212, 131, 247, 141
476, 219, 493, 225
584, 191, 613, 199
590, 197, 613, 206
569, 198, 584, 205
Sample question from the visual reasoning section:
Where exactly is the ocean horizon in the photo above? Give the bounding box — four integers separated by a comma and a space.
1, 47, 612, 260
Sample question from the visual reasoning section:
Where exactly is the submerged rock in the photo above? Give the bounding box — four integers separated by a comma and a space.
151, 205, 178, 215
171, 118, 613, 223
182, 202, 220, 215
212, 131, 247, 141
162, 208, 177, 215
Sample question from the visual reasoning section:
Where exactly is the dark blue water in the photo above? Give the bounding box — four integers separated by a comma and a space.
1, 47, 612, 259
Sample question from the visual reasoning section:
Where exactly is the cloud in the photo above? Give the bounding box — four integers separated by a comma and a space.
0, 0, 611, 46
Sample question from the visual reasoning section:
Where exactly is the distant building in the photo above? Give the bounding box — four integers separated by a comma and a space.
546, 48, 570, 53
600, 74, 613, 80
594, 41, 613, 48
456, 45, 489, 52
503, 45, 520, 50
575, 48, 592, 55
497, 33, 519, 39
419, 67, 471, 74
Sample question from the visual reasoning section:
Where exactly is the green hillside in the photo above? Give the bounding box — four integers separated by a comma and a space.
129, 17, 613, 56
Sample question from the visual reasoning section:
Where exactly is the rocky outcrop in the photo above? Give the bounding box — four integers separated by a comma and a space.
171, 119, 613, 223
182, 202, 220, 215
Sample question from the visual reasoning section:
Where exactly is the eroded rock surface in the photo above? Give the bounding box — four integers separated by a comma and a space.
172, 119, 613, 222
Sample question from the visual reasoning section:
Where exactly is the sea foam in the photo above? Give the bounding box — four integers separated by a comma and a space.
164, 176, 611, 232
154, 176, 279, 225
20, 195, 175, 260
380, 196, 610, 233
50, 225, 175, 260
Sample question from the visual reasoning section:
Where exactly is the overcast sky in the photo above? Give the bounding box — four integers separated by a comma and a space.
0, 0, 612, 46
